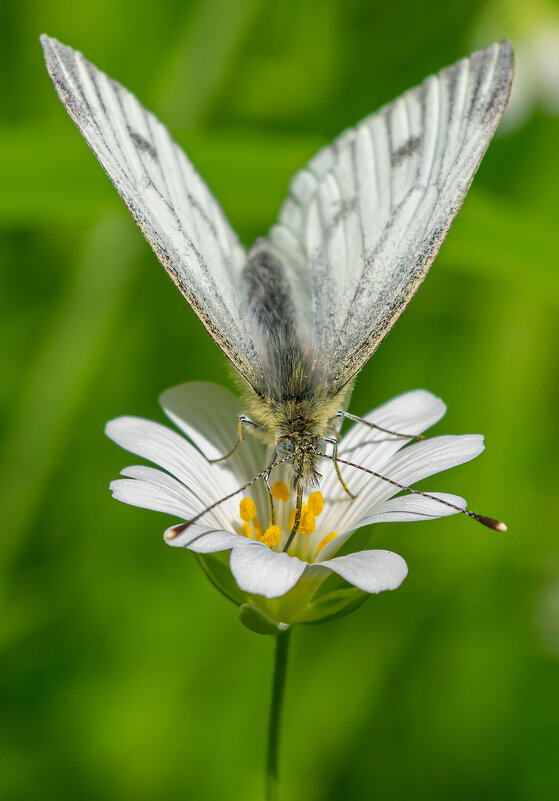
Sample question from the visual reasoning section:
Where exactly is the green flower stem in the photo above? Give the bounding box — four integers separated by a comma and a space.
266, 627, 291, 801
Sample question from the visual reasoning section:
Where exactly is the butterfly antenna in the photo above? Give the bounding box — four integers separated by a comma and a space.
165, 456, 293, 540
322, 454, 507, 532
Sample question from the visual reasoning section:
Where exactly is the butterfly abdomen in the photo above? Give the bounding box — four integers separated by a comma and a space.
243, 239, 294, 331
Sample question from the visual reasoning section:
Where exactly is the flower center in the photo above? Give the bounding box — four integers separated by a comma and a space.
238, 482, 338, 558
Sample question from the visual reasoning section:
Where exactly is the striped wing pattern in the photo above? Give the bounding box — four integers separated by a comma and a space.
41, 35, 263, 390
269, 41, 513, 393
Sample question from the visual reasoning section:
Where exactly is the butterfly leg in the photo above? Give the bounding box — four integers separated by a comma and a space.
283, 481, 303, 553
207, 415, 258, 463
262, 467, 277, 526
324, 435, 358, 501
331, 411, 425, 441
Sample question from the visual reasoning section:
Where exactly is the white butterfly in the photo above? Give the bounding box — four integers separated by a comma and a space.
41, 36, 513, 541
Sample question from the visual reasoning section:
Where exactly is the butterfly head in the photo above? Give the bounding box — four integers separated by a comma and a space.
244, 381, 349, 490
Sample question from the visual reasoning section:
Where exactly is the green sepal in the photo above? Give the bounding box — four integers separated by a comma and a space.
239, 603, 290, 636
196, 553, 247, 606
296, 586, 370, 624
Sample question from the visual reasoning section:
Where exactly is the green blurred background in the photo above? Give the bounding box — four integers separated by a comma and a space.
1, 0, 558, 799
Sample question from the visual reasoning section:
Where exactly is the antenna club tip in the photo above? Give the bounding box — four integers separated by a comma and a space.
475, 514, 507, 532
165, 521, 189, 540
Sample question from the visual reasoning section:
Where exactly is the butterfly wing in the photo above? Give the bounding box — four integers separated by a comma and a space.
269, 41, 514, 394
41, 35, 263, 391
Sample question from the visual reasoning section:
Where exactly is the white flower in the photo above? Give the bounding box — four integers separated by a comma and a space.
105, 382, 484, 625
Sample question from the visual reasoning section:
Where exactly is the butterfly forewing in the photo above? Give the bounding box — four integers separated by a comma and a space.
40, 35, 264, 392
269, 41, 513, 395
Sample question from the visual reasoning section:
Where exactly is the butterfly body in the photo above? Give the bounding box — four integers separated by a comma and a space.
236, 236, 352, 487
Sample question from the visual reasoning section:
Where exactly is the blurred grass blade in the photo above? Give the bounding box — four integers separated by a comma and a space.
0, 214, 138, 571
156, 0, 263, 131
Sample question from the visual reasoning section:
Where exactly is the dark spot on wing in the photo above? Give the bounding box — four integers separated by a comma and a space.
391, 135, 421, 167
128, 127, 157, 160
316, 198, 359, 258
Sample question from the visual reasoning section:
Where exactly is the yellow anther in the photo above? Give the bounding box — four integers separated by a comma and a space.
272, 481, 290, 502
241, 521, 252, 539
239, 497, 257, 522
260, 524, 281, 548
299, 507, 316, 536
307, 491, 324, 516
316, 532, 338, 555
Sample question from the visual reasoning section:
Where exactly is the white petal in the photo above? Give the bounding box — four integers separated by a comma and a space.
121, 465, 174, 481
340, 389, 445, 457
229, 545, 308, 599
105, 416, 239, 528
164, 523, 244, 553
333, 434, 484, 532
110, 470, 199, 519
160, 382, 266, 473
160, 382, 269, 510
316, 492, 466, 561
317, 550, 408, 594
120, 465, 199, 512
359, 492, 466, 526
106, 416, 209, 486
321, 390, 446, 501
357, 491, 467, 524
160, 383, 239, 459
387, 434, 484, 479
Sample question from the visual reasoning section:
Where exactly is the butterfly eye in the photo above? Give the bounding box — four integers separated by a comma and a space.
276, 440, 295, 458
